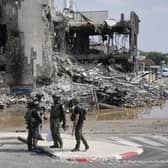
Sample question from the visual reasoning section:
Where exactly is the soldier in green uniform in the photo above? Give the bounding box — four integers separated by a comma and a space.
25, 99, 42, 151
70, 98, 89, 152
50, 95, 66, 148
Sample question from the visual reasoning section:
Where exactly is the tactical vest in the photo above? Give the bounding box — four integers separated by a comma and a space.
71, 105, 87, 122
50, 104, 62, 119
25, 108, 42, 127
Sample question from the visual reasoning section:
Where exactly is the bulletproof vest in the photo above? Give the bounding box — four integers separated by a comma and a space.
71, 105, 87, 123
25, 108, 42, 126
50, 103, 61, 119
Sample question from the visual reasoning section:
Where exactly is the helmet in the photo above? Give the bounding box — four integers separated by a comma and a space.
33, 101, 39, 106
27, 99, 39, 108
36, 93, 44, 101
71, 97, 80, 105
52, 95, 61, 101
27, 100, 34, 108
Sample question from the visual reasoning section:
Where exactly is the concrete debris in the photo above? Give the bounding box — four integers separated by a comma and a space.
0, 1, 166, 111
0, 52, 167, 110
0, 94, 27, 109
27, 53, 168, 110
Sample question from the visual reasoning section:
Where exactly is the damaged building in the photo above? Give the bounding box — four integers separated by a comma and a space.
53, 0, 140, 72
0, 0, 140, 94
0, 0, 54, 92
1, 0, 168, 110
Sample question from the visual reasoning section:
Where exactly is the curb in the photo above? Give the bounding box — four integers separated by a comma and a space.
66, 156, 95, 163
46, 145, 144, 162
17, 136, 144, 162
118, 147, 144, 159
44, 147, 144, 162
17, 137, 92, 162
66, 146, 144, 162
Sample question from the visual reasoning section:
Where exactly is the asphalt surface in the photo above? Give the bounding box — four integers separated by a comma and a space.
0, 134, 168, 168
0, 117, 168, 167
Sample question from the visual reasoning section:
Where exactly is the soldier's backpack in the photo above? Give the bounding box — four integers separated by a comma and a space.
71, 105, 87, 121
79, 105, 87, 120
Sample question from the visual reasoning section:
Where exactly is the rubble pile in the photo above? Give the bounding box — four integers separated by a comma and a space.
0, 53, 168, 110
35, 53, 168, 110
0, 93, 27, 109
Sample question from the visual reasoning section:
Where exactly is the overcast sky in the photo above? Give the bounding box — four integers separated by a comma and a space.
54, 0, 168, 53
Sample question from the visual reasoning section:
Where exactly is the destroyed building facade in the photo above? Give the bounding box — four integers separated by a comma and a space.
1, 0, 168, 110
0, 0, 54, 90
53, 1, 140, 71
0, 0, 140, 92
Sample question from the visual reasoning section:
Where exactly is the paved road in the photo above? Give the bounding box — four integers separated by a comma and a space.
94, 134, 168, 168
0, 134, 168, 168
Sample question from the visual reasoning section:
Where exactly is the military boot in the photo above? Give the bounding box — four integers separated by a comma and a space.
50, 142, 59, 148
71, 148, 80, 152
50, 145, 59, 148
85, 144, 89, 151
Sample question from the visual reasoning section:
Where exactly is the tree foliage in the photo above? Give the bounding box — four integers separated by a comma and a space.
139, 51, 168, 65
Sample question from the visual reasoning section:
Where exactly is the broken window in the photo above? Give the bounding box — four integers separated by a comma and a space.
88, 35, 105, 54
89, 35, 102, 46
113, 33, 129, 53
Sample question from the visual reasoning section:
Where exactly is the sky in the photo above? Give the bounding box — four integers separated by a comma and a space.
54, 0, 168, 53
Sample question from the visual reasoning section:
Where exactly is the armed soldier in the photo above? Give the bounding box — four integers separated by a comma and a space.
24, 98, 42, 151
50, 95, 66, 148
70, 98, 89, 152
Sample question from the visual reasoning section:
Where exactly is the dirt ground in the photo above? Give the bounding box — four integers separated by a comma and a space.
42, 116, 168, 136
83, 119, 168, 135
1, 109, 168, 135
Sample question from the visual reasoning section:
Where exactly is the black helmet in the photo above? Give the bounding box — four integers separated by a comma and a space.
27, 100, 34, 108
36, 93, 44, 101
71, 97, 80, 105
52, 95, 61, 101
27, 99, 39, 108
32, 100, 39, 107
